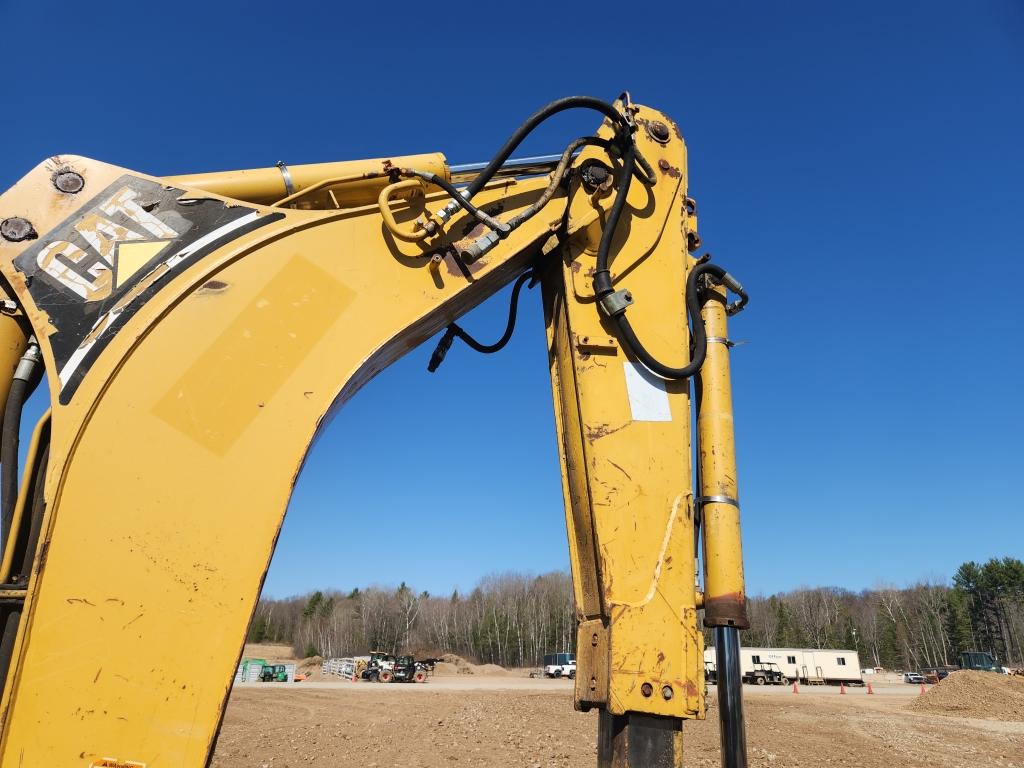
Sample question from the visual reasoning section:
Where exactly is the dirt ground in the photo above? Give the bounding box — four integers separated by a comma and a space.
242, 644, 298, 662
210, 679, 1024, 768
908, 670, 1024, 721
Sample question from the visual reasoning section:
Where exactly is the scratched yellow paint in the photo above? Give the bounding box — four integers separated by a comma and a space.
0, 154, 572, 767
543, 112, 705, 723
153, 257, 354, 455
0, 103, 728, 767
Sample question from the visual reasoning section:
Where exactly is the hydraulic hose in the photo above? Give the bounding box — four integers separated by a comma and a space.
611, 262, 745, 381
588, 136, 749, 380
592, 140, 639, 300
401, 170, 510, 234
420, 93, 747, 383
464, 97, 630, 199
503, 136, 610, 232
0, 340, 42, 552
408, 95, 655, 261
413, 134, 650, 244
428, 270, 534, 372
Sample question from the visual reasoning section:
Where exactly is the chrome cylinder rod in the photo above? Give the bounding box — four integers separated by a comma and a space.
715, 626, 748, 768
449, 154, 564, 183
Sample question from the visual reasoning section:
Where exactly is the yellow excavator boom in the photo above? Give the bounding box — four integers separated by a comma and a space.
0, 96, 749, 768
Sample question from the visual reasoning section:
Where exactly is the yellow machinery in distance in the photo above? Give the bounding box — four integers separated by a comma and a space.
0, 94, 750, 767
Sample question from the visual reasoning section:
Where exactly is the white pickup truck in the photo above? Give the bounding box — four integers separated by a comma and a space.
543, 652, 577, 679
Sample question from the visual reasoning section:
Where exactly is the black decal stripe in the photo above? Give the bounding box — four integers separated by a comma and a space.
56, 210, 284, 403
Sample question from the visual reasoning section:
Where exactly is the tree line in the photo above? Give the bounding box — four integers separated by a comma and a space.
249, 557, 1023, 670
742, 557, 1023, 669
249, 571, 575, 668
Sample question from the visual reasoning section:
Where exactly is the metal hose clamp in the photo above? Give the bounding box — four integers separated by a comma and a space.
696, 494, 740, 509
275, 161, 295, 197
706, 336, 733, 347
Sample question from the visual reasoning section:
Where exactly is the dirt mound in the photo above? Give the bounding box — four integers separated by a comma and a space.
241, 643, 296, 662
475, 663, 508, 676
295, 656, 328, 681
408, 646, 447, 659
907, 670, 1024, 721
433, 653, 508, 676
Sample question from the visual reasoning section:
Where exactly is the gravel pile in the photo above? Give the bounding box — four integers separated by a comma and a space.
434, 652, 509, 676
907, 669, 1024, 721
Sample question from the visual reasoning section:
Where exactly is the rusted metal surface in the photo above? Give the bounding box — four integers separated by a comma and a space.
598, 711, 683, 768
657, 159, 681, 179
196, 280, 229, 294
0, 218, 36, 243
581, 161, 614, 193
576, 618, 610, 710
646, 120, 672, 144
51, 169, 84, 195
636, 116, 679, 145
703, 591, 751, 629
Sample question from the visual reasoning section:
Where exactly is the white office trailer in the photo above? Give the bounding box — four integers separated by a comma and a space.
704, 646, 863, 685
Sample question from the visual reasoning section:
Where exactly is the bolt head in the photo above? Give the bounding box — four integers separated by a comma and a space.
53, 170, 85, 194
640, 682, 653, 697
648, 120, 672, 144
0, 217, 37, 243
662, 685, 674, 700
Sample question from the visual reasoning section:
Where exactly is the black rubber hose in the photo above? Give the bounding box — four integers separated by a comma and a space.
503, 136, 610, 232
0, 376, 28, 541
428, 271, 534, 372
452, 270, 533, 353
0, 343, 42, 552
613, 262, 736, 380
592, 140, 638, 298
589, 136, 749, 380
0, 606, 21, 696
464, 97, 630, 199
403, 170, 510, 234
8, 442, 47, 585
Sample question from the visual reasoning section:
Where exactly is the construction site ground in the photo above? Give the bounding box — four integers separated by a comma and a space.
210, 678, 1023, 768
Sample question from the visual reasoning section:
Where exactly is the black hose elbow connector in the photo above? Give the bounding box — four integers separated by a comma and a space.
427, 270, 535, 372
427, 328, 456, 373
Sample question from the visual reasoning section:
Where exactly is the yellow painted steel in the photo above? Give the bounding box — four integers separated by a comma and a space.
378, 178, 430, 241
0, 155, 568, 768
697, 288, 749, 629
542, 109, 703, 736
0, 102, 738, 767
0, 307, 28, 418
166, 153, 448, 207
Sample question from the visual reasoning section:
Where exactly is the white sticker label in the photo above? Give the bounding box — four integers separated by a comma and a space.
623, 362, 672, 422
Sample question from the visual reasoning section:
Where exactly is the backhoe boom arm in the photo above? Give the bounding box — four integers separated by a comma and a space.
0, 97, 749, 767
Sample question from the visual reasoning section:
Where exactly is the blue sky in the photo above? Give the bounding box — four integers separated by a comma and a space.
2, 1, 1021, 599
